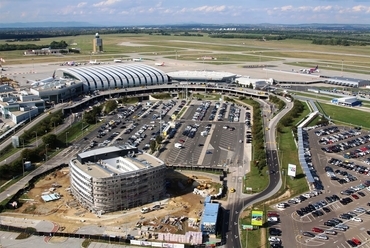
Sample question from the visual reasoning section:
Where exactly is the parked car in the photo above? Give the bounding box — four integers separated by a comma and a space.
324, 230, 337, 235
312, 227, 324, 233
315, 234, 329, 240
302, 232, 315, 237
351, 217, 363, 222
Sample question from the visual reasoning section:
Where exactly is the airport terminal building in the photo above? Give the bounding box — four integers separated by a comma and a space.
69, 145, 167, 213
30, 64, 169, 103
325, 77, 370, 88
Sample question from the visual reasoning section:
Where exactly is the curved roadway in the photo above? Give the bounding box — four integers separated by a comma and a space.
226, 98, 293, 248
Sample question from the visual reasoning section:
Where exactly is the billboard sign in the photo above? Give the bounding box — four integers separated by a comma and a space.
242, 224, 254, 230
288, 164, 297, 177
251, 211, 264, 226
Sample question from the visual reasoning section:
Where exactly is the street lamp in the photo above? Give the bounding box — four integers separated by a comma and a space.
65, 132, 69, 147
22, 157, 26, 177
33, 131, 38, 147
45, 144, 49, 162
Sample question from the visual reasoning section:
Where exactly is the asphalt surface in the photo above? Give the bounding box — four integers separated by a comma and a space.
225, 98, 293, 248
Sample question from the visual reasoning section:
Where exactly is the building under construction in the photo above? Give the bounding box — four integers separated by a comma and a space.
69, 145, 167, 214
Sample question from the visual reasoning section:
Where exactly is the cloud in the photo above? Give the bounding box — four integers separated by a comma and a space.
77, 2, 87, 8
192, 5, 226, 13
313, 6, 333, 12
93, 0, 121, 7
281, 5, 294, 11
352, 4, 370, 11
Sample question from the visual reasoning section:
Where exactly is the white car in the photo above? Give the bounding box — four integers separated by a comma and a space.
354, 208, 366, 213
268, 236, 281, 243
351, 217, 363, 222
268, 217, 279, 222
315, 234, 329, 240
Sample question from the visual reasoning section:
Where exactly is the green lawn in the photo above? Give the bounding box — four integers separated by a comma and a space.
317, 102, 370, 129
3, 34, 370, 69
293, 92, 333, 101
278, 102, 310, 195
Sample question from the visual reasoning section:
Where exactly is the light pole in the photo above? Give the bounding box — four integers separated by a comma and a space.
33, 131, 38, 147
65, 132, 69, 147
45, 144, 49, 162
22, 157, 26, 177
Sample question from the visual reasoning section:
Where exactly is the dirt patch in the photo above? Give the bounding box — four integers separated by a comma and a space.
3, 168, 221, 236
264, 190, 292, 207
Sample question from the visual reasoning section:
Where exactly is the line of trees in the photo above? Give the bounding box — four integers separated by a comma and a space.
0, 40, 68, 51
239, 97, 267, 174
0, 111, 64, 180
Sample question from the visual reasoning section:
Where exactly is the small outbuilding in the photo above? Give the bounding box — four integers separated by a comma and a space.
331, 96, 362, 107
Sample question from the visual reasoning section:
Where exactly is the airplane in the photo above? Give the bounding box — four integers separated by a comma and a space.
155, 62, 165, 66
89, 60, 100, 65
113, 59, 122, 63
132, 58, 142, 62
300, 65, 319, 74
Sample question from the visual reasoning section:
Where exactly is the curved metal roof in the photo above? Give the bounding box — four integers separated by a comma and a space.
57, 63, 168, 92
167, 70, 236, 82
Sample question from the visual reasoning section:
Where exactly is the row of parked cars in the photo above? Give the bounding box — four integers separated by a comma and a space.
172, 100, 186, 117
318, 129, 361, 145
228, 104, 240, 122
276, 190, 322, 210
267, 212, 283, 248
314, 126, 340, 137
329, 157, 370, 176
325, 165, 358, 185
301, 128, 324, 191
193, 101, 211, 121
116, 103, 142, 119
159, 100, 177, 118
245, 111, 251, 128
127, 124, 152, 148
182, 123, 199, 138
295, 195, 339, 217
321, 134, 370, 154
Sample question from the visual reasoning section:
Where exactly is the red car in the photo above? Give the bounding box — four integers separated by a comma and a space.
352, 238, 361, 245
268, 212, 279, 217
179, 139, 185, 143
352, 194, 359, 200
312, 227, 324, 233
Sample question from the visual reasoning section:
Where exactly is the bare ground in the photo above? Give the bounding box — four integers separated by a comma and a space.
2, 168, 221, 236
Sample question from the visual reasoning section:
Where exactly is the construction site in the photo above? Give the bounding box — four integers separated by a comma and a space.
0, 167, 224, 244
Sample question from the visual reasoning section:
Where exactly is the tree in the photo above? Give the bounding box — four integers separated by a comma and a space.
104, 100, 118, 114
42, 134, 58, 149
155, 135, 164, 145
150, 140, 156, 153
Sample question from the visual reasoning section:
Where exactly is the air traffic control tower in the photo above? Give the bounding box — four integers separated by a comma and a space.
93, 33, 103, 53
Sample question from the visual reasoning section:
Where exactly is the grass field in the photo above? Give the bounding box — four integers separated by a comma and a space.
317, 102, 370, 129
278, 102, 310, 195
2, 34, 370, 74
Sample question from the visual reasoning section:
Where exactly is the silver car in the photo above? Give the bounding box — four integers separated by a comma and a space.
315, 234, 329, 240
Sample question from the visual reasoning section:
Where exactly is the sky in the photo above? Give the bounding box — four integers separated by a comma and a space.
1, 0, 370, 26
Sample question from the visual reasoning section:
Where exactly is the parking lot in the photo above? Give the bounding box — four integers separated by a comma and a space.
160, 101, 249, 167
269, 125, 370, 248
66, 99, 250, 171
